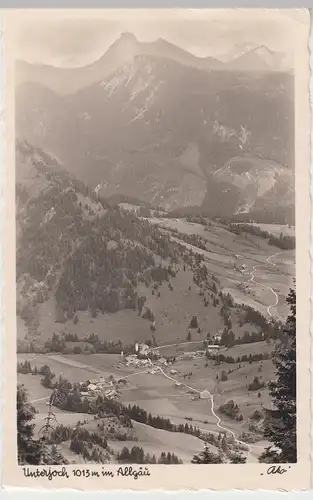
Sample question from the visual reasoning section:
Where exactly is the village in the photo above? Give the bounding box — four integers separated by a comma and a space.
66, 340, 221, 404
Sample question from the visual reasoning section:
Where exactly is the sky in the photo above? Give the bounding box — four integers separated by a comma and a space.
12, 9, 303, 68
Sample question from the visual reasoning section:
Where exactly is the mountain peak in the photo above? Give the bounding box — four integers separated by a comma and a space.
118, 32, 138, 42
107, 32, 139, 55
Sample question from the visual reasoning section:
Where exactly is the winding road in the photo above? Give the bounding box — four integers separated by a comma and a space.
238, 252, 284, 319
145, 250, 288, 459
150, 341, 217, 352
151, 364, 252, 453
28, 250, 288, 461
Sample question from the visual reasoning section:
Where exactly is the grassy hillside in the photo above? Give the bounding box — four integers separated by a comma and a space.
18, 141, 284, 353
16, 140, 294, 465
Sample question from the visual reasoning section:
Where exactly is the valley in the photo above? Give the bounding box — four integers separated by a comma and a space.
15, 26, 296, 468
16, 147, 294, 464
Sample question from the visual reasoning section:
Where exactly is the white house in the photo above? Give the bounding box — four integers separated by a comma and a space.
200, 389, 211, 399
213, 334, 222, 344
87, 383, 98, 392
125, 355, 137, 366
159, 357, 167, 366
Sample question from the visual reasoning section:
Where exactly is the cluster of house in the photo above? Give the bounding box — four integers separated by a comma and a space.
121, 339, 221, 369
123, 353, 170, 368
79, 376, 120, 400
212, 334, 222, 344
122, 342, 172, 369
124, 355, 152, 368
188, 389, 211, 400
172, 379, 211, 401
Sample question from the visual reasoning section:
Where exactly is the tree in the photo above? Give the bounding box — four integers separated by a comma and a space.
259, 288, 296, 463
17, 385, 42, 465
220, 329, 235, 348
248, 376, 265, 391
189, 315, 198, 329
192, 443, 224, 464
44, 444, 68, 465
41, 373, 55, 389
229, 452, 247, 464
221, 370, 228, 382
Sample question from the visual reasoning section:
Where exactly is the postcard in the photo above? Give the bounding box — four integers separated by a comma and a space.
1, 8, 311, 491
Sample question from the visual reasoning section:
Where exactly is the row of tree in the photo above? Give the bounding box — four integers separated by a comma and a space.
17, 288, 297, 465
192, 287, 297, 464
117, 446, 182, 464
206, 351, 270, 365
228, 223, 295, 250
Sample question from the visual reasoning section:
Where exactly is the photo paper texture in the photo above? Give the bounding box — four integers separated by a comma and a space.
1, 8, 311, 491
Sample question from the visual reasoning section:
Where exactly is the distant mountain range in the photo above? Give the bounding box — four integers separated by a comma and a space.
16, 33, 292, 95
15, 34, 294, 224
219, 42, 291, 69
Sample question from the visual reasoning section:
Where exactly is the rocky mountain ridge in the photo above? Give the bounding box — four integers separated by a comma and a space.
16, 33, 291, 95
16, 52, 294, 222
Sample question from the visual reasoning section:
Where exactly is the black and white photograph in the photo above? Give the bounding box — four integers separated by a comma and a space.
2, 8, 311, 490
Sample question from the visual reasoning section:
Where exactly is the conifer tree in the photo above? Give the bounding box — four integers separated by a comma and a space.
259, 287, 296, 463
229, 451, 247, 464
191, 443, 224, 464
17, 385, 42, 465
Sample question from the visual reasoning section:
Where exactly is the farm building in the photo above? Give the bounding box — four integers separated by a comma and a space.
87, 383, 98, 392
88, 379, 99, 385
125, 355, 150, 368
213, 334, 222, 344
191, 394, 200, 400
159, 357, 167, 366
125, 355, 137, 366
104, 389, 118, 400
139, 343, 150, 354
207, 345, 220, 353
118, 378, 127, 385
200, 390, 211, 399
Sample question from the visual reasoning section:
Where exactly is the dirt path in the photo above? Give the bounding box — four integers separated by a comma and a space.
30, 396, 50, 403
28, 249, 287, 459
150, 341, 217, 352
145, 250, 288, 459
239, 251, 285, 319
150, 364, 253, 455
29, 354, 260, 460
